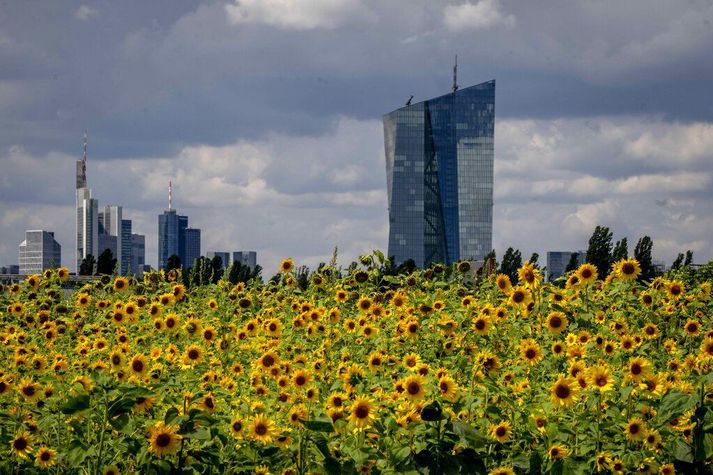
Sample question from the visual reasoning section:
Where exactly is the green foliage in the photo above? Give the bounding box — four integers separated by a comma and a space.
79, 254, 96, 276
634, 235, 656, 282
499, 247, 522, 283
585, 225, 613, 279
96, 248, 117, 275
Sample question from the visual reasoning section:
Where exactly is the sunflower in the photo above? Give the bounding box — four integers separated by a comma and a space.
588, 365, 614, 392
624, 417, 646, 441
494, 274, 512, 294
129, 354, 148, 376
519, 339, 543, 365
517, 262, 541, 288
545, 312, 568, 334
684, 319, 701, 336
401, 374, 427, 400
10, 430, 33, 459
367, 351, 384, 372
103, 465, 120, 475
438, 376, 459, 401
148, 421, 182, 456
229, 415, 245, 439
489, 421, 512, 443
349, 397, 377, 429
614, 258, 641, 280
288, 405, 308, 426
335, 289, 349, 303
700, 338, 713, 359
547, 444, 569, 460
200, 393, 217, 413
472, 314, 492, 335
292, 369, 312, 389
26, 274, 40, 289
113, 277, 129, 292
666, 280, 684, 299
280, 258, 295, 273
550, 376, 579, 408
35, 446, 57, 468
489, 467, 515, 475
182, 345, 203, 366
576, 263, 598, 285
17, 377, 40, 403
509, 286, 532, 307
356, 297, 372, 313
249, 415, 276, 444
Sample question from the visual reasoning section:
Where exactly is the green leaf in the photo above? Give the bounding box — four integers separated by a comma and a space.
673, 439, 694, 463
60, 394, 90, 415
392, 445, 411, 463
421, 401, 444, 421
164, 407, 180, 425
657, 391, 697, 424
304, 418, 335, 433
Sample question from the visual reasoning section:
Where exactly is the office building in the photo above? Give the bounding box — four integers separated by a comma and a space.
233, 251, 257, 270
207, 252, 231, 268
1, 264, 20, 274
131, 234, 146, 274
546, 251, 585, 281
120, 219, 132, 275
383, 78, 495, 267
98, 233, 118, 261
76, 131, 99, 271
97, 206, 133, 275
19, 230, 61, 274
184, 228, 201, 268
158, 182, 199, 270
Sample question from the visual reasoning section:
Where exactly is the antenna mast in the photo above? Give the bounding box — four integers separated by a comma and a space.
83, 129, 88, 163
452, 54, 458, 93
169, 181, 173, 210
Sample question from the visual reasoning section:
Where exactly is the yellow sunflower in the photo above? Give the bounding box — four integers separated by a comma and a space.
349, 397, 377, 429
248, 414, 276, 444
148, 421, 182, 457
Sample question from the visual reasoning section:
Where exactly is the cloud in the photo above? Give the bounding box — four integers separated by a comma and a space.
225, 0, 370, 30
74, 5, 98, 21
443, 0, 515, 31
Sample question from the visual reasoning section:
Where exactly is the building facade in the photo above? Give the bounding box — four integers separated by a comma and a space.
546, 251, 585, 282
184, 228, 201, 269
233, 251, 257, 270
76, 188, 98, 271
131, 233, 146, 274
207, 252, 231, 268
383, 80, 495, 267
19, 230, 61, 274
1, 265, 19, 274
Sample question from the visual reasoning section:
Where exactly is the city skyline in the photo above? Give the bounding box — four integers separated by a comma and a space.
1, 1, 712, 273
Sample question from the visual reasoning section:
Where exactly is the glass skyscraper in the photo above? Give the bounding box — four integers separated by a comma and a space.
383, 80, 495, 267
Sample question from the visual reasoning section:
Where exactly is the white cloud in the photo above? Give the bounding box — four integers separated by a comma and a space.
444, 0, 515, 32
74, 5, 98, 21
225, 0, 369, 30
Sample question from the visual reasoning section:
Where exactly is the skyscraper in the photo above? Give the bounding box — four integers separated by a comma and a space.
158, 182, 199, 270
184, 228, 201, 268
76, 131, 99, 271
233, 251, 257, 271
207, 252, 231, 268
19, 230, 61, 274
383, 79, 495, 267
131, 233, 146, 274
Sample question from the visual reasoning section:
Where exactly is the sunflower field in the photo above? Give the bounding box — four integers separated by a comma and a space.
1, 253, 712, 475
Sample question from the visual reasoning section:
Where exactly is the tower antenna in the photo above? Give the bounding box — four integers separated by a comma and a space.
169, 181, 173, 210
83, 129, 88, 163
452, 54, 458, 93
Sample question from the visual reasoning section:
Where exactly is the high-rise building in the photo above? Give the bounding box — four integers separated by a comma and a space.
546, 251, 585, 281
1, 265, 19, 274
383, 79, 495, 267
76, 131, 99, 271
97, 206, 133, 275
131, 233, 146, 274
233, 251, 257, 270
184, 228, 201, 269
19, 230, 61, 274
97, 233, 118, 261
158, 182, 199, 270
120, 219, 132, 275
207, 252, 231, 268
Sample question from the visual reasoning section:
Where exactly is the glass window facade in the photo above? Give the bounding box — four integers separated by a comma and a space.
384, 80, 495, 267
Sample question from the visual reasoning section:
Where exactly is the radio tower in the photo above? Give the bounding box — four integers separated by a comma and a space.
168, 181, 173, 210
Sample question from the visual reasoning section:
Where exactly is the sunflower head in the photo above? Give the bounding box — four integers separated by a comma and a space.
148, 421, 182, 457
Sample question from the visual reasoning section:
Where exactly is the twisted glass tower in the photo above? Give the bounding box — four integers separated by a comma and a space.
383, 80, 494, 267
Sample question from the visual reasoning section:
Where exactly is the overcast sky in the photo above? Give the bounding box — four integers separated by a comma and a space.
1, 0, 712, 273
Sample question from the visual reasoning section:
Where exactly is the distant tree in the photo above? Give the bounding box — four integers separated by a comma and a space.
585, 226, 613, 279
96, 249, 117, 275
564, 252, 580, 274
167, 254, 181, 271
612, 238, 628, 262
210, 256, 223, 284
684, 250, 693, 267
528, 253, 540, 269
634, 236, 655, 282
79, 254, 96, 276
296, 266, 310, 291
671, 253, 684, 271
483, 250, 497, 276
227, 261, 262, 285
499, 247, 522, 283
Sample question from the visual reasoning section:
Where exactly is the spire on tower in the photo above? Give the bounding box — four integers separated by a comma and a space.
83, 129, 88, 163
76, 129, 88, 189
452, 54, 458, 93
169, 181, 173, 210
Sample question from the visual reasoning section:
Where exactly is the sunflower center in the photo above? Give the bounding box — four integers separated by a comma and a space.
631, 364, 642, 375
525, 349, 536, 359
550, 317, 561, 328
407, 382, 420, 395
255, 423, 268, 435
156, 433, 172, 447
13, 438, 28, 451
622, 263, 635, 274
475, 320, 485, 330
629, 424, 640, 434
40, 451, 51, 461
555, 384, 570, 399
596, 376, 608, 386
355, 405, 369, 419
132, 360, 144, 372
262, 355, 275, 367
495, 426, 506, 437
